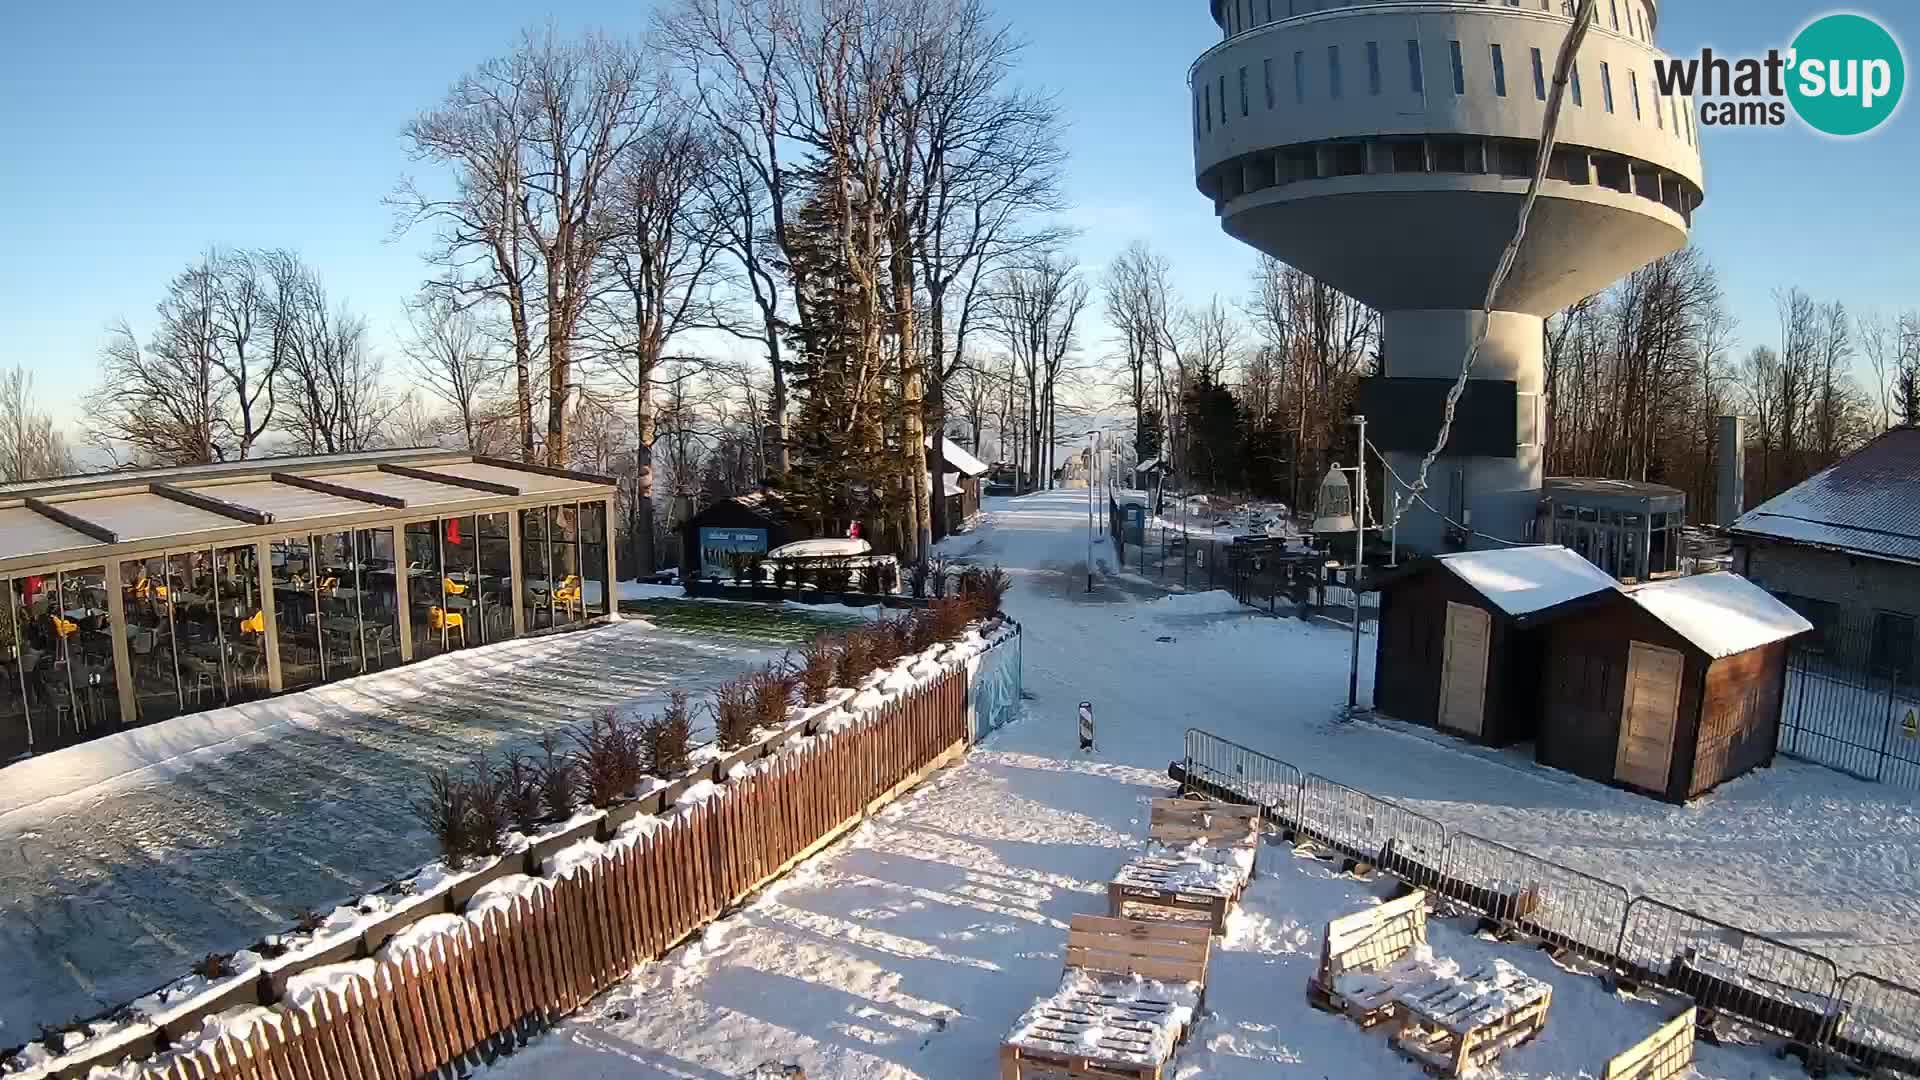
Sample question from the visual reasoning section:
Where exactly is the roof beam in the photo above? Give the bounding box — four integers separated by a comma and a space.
151, 483, 274, 525
271, 471, 408, 509
379, 462, 520, 496
474, 455, 617, 486
24, 498, 119, 544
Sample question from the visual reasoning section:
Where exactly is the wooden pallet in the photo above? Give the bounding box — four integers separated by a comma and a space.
1001, 916, 1212, 1080
1305, 890, 1430, 1028
1148, 798, 1262, 879
1604, 1006, 1697, 1080
1391, 963, 1553, 1077
1107, 863, 1238, 935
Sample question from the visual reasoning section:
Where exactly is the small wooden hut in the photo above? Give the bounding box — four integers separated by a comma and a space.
678, 491, 792, 581
1372, 546, 1618, 746
1536, 572, 1810, 802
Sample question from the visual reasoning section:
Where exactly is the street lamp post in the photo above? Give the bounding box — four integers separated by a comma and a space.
1347, 414, 1367, 715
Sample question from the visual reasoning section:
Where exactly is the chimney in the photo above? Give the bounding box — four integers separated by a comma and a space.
1716, 415, 1745, 525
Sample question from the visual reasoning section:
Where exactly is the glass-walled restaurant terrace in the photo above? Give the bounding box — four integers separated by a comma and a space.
0, 451, 617, 763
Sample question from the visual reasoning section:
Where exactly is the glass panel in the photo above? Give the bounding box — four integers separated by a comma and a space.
170, 550, 219, 709
405, 520, 445, 659
522, 507, 551, 631
439, 516, 477, 652
274, 536, 324, 691
478, 513, 514, 643
2, 578, 34, 760
356, 528, 402, 671
311, 531, 362, 681
121, 556, 183, 724
214, 545, 269, 703
551, 504, 581, 627
581, 501, 610, 619
43, 564, 120, 749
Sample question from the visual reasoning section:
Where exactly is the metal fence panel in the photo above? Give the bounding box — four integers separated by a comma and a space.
1618, 897, 1840, 1045
1440, 833, 1630, 963
1829, 973, 1920, 1077
1181, 728, 1303, 829
1297, 773, 1449, 889
1778, 614, 1920, 791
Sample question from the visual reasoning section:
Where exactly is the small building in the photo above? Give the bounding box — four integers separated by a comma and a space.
1372, 545, 1618, 746
1729, 426, 1920, 679
1536, 573, 1810, 802
931, 437, 989, 524
678, 491, 793, 581
1541, 477, 1688, 581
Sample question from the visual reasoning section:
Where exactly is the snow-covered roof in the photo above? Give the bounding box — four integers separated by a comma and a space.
1731, 426, 1920, 565
767, 538, 871, 559
926, 435, 989, 477
943, 472, 965, 498
1434, 545, 1618, 617
1624, 572, 1812, 659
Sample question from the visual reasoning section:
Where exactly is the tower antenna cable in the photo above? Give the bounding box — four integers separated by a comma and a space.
1385, 0, 1599, 529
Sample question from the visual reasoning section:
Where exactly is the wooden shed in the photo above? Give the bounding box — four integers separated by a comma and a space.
1536, 572, 1811, 802
1372, 546, 1618, 746
933, 436, 989, 525
678, 491, 792, 581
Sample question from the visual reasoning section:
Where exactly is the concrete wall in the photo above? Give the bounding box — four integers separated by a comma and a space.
1741, 541, 1920, 627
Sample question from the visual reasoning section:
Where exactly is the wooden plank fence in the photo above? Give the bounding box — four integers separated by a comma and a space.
119, 666, 973, 1080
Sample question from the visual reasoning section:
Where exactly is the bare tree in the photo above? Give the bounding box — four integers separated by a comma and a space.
383, 392, 454, 448
404, 292, 501, 450
399, 27, 649, 467
88, 260, 223, 465
1243, 256, 1377, 508
272, 258, 389, 454
0, 367, 75, 482
1103, 242, 1176, 459
588, 117, 730, 575
987, 251, 1087, 491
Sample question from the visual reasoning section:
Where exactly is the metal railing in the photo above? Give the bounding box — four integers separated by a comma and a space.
1178, 725, 1920, 1076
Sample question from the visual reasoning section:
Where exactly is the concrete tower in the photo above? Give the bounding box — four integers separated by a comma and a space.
1191, 0, 1704, 551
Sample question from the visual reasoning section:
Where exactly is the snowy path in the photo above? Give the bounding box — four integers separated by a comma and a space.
0, 621, 771, 1043
492, 492, 1916, 1079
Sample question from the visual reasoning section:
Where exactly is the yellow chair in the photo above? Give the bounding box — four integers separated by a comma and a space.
442, 576, 468, 597
552, 575, 582, 617
429, 606, 467, 646
318, 576, 338, 594
240, 610, 266, 636
51, 615, 78, 638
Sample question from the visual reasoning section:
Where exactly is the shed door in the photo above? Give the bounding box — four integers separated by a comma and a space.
1438, 602, 1492, 737
1615, 641, 1684, 792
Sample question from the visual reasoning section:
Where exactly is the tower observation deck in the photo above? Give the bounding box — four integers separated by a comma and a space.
1191, 0, 1704, 552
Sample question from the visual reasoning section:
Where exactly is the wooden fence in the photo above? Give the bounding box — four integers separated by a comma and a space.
120, 666, 972, 1080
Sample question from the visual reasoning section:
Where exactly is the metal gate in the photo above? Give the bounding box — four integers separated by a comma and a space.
1779, 630, 1920, 789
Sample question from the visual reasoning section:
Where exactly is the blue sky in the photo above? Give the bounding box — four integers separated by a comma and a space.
1, 0, 1914, 429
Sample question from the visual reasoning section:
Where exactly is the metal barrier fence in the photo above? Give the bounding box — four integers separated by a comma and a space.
1832, 973, 1920, 1076
1441, 832, 1630, 964
1298, 773, 1450, 888
1181, 729, 1302, 829
1617, 897, 1840, 1046
1178, 726, 1920, 1076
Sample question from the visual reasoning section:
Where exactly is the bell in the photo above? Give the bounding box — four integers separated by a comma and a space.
1312, 466, 1357, 534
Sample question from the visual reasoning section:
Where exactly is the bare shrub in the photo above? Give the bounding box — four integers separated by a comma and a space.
712, 677, 759, 750
641, 690, 695, 776
908, 608, 941, 652
576, 711, 646, 808
537, 733, 581, 821
956, 565, 1012, 615
498, 750, 545, 832
836, 628, 878, 686
464, 759, 511, 857
927, 596, 975, 643
799, 636, 838, 704
412, 767, 474, 866
190, 953, 234, 980
751, 663, 798, 731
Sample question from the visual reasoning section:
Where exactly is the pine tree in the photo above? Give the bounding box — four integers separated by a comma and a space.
1180, 374, 1246, 495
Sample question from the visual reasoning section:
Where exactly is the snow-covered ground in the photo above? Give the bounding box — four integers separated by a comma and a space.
493, 491, 1918, 1078
0, 621, 773, 1043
